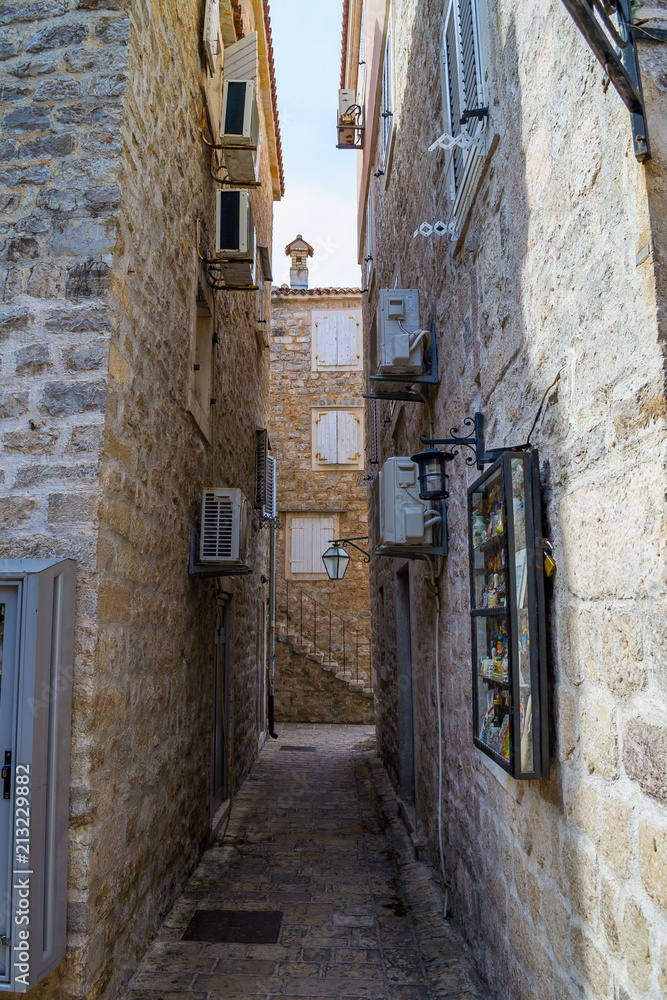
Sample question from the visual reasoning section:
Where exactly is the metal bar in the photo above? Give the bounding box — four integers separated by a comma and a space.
329, 612, 332, 670
356, 632, 359, 682
300, 591, 303, 645
286, 580, 289, 636
314, 602, 317, 655
343, 623, 346, 674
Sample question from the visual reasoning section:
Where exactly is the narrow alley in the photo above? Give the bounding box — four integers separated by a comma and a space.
122, 726, 482, 1000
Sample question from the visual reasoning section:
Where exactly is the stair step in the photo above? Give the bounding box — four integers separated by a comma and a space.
336, 671, 353, 681
306, 652, 325, 664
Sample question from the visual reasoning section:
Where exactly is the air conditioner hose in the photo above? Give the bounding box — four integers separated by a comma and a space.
398, 320, 431, 353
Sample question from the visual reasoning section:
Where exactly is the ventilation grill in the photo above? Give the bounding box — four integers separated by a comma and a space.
224, 81, 248, 135
202, 490, 234, 561
218, 191, 241, 252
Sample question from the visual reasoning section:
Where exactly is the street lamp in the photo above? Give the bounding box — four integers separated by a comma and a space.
321, 537, 370, 580
410, 446, 454, 501
322, 544, 351, 580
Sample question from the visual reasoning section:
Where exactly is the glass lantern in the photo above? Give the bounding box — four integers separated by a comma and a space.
467, 450, 549, 779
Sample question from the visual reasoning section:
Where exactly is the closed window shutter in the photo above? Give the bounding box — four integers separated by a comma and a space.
315, 315, 338, 367
336, 315, 359, 366
290, 518, 306, 572
316, 411, 338, 464
291, 516, 334, 573
444, 1, 463, 193
336, 411, 360, 465
460, 0, 478, 114
381, 24, 393, 160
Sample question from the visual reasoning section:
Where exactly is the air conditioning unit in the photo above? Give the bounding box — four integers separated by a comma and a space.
200, 488, 252, 569
373, 457, 441, 556
221, 80, 260, 184
377, 288, 429, 375
215, 189, 256, 287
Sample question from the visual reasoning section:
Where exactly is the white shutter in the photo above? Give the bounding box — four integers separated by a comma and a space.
315, 517, 335, 572
291, 516, 334, 573
381, 22, 393, 162
204, 0, 221, 75
336, 314, 359, 366
315, 411, 338, 464
315, 315, 338, 367
290, 518, 306, 572
336, 411, 360, 466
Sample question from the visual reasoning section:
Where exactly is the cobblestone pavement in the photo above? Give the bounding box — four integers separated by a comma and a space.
123, 725, 485, 1000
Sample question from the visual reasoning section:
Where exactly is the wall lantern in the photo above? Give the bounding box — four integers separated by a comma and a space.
322, 537, 370, 580
410, 447, 454, 501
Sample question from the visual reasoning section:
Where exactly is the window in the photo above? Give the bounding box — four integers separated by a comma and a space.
357, 1, 367, 107
365, 193, 373, 284
312, 310, 362, 371
312, 408, 364, 470
442, 0, 483, 202
189, 282, 214, 440
380, 20, 394, 166
287, 515, 338, 578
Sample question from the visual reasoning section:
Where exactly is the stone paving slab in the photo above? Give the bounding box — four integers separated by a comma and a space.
121, 724, 487, 1000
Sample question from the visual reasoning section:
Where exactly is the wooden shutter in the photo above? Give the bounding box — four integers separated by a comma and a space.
290, 516, 334, 573
255, 429, 268, 509
315, 411, 338, 464
381, 23, 393, 161
336, 411, 360, 465
443, 0, 463, 194
443, 0, 481, 199
315, 314, 338, 367
459, 0, 479, 114
336, 315, 359, 367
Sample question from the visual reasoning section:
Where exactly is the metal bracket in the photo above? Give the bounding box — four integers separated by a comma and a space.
560, 0, 650, 161
188, 530, 252, 578
420, 412, 528, 471
365, 325, 439, 404
428, 126, 486, 154
330, 536, 371, 563
196, 219, 259, 292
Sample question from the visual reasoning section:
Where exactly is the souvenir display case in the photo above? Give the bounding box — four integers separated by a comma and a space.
467, 451, 549, 779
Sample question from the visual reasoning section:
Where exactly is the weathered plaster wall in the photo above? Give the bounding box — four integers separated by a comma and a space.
363, 0, 667, 998
270, 289, 372, 689
0, 1, 275, 997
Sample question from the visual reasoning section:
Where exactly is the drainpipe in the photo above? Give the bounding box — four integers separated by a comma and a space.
267, 518, 278, 739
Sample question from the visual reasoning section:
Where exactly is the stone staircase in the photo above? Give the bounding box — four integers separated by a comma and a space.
277, 629, 373, 698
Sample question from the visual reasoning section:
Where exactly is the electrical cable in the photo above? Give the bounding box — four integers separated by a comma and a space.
525, 367, 563, 447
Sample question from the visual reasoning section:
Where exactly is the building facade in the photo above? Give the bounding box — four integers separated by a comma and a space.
0, 1, 281, 997
270, 245, 372, 718
343, 0, 667, 997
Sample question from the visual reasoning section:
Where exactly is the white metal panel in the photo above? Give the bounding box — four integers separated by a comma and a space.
336, 411, 360, 465
315, 314, 338, 367
315, 411, 337, 465
223, 30, 259, 80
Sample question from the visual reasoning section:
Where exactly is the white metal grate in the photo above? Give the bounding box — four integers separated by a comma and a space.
201, 490, 234, 561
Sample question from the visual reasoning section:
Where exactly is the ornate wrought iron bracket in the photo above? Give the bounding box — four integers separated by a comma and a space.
331, 536, 371, 563
419, 413, 528, 471
560, 0, 650, 161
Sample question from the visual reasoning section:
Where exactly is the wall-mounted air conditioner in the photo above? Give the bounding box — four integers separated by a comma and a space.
220, 80, 260, 184
200, 488, 252, 570
373, 457, 446, 558
215, 189, 256, 287
377, 288, 428, 375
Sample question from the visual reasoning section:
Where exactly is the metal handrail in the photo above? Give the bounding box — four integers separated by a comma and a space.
277, 578, 372, 691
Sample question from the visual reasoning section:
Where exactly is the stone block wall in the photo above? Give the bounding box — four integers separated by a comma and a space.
0, 1, 278, 998
270, 288, 373, 693
274, 638, 374, 724
353, 0, 667, 997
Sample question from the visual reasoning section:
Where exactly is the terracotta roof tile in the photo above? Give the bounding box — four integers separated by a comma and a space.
263, 0, 285, 197
272, 285, 362, 296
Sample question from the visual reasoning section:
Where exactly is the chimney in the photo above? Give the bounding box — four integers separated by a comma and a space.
285, 234, 314, 290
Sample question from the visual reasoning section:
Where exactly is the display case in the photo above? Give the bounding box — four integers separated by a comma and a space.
468, 451, 549, 779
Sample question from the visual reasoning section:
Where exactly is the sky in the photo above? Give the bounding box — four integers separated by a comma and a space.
269, 0, 361, 289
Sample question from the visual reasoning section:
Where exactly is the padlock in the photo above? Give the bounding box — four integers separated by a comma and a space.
543, 539, 556, 578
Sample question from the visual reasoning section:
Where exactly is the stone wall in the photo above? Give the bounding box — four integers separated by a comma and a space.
274, 638, 374, 724
270, 288, 373, 693
0, 1, 278, 998
352, 0, 667, 998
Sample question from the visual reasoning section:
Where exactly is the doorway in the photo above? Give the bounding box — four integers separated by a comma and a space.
395, 567, 415, 804
212, 597, 230, 810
